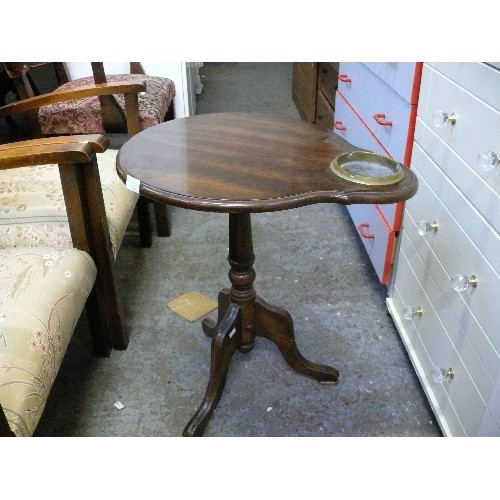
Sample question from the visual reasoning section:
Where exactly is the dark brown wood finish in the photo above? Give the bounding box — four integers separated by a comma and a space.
117, 112, 418, 436
117, 113, 417, 213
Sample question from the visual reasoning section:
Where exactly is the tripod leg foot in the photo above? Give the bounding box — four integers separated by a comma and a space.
254, 296, 339, 383
183, 303, 240, 437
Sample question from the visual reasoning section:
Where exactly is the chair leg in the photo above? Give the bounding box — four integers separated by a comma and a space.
137, 196, 153, 248
85, 286, 112, 357
153, 202, 171, 237
0, 404, 15, 437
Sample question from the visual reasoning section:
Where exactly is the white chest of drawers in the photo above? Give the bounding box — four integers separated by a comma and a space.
333, 62, 422, 283
387, 62, 500, 436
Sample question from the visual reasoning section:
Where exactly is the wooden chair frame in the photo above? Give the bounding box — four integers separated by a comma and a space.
1, 62, 173, 245
0, 135, 121, 436
0, 134, 127, 351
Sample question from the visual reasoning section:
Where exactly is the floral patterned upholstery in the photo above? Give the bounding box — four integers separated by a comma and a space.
38, 74, 176, 135
0, 149, 139, 260
0, 247, 96, 436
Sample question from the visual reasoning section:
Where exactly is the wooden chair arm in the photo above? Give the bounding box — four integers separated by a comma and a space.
0, 80, 146, 118
0, 135, 110, 169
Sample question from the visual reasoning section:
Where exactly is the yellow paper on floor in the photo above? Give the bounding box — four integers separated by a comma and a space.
167, 291, 218, 322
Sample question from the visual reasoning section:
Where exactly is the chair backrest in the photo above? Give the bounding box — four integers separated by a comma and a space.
3, 63, 67, 136
2, 62, 146, 136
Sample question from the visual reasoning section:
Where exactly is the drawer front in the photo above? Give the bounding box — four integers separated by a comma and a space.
486, 375, 500, 428
333, 90, 389, 156
337, 62, 412, 163
363, 62, 421, 104
418, 64, 500, 192
414, 118, 500, 233
426, 62, 500, 111
318, 62, 338, 108
346, 203, 394, 283
392, 247, 465, 435
315, 91, 334, 129
478, 411, 500, 436
409, 143, 500, 273
393, 236, 492, 436
334, 91, 401, 231
400, 220, 499, 405
404, 165, 500, 364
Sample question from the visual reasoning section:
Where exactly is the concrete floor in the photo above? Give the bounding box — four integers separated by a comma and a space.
3, 63, 441, 437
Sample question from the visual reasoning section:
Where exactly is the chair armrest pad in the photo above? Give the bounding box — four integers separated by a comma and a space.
0, 80, 147, 117
0, 135, 110, 168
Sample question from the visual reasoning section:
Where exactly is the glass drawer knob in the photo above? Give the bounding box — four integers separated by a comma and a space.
432, 110, 457, 128
451, 274, 477, 292
417, 220, 439, 235
431, 367, 454, 383
403, 306, 423, 320
476, 151, 499, 172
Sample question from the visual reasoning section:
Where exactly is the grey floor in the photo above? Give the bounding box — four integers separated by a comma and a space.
9, 62, 441, 437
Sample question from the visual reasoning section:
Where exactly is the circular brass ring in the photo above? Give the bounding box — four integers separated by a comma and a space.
330, 151, 405, 186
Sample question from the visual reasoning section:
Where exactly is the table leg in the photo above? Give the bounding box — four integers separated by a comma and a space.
254, 296, 339, 383
183, 303, 241, 437
201, 289, 231, 338
184, 212, 338, 436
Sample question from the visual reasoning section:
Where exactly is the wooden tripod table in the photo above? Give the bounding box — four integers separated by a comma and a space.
116, 112, 418, 436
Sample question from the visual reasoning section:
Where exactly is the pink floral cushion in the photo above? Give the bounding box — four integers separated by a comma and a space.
38, 74, 176, 135
0, 247, 96, 436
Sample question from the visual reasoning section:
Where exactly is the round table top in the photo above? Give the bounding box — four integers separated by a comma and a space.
116, 112, 418, 213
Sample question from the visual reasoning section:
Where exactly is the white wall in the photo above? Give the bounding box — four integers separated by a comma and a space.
64, 62, 196, 117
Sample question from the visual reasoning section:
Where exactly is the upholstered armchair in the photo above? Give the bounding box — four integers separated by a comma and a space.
1, 62, 176, 246
0, 133, 137, 351
0, 135, 115, 436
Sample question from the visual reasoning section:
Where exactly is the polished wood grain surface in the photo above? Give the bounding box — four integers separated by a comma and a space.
0, 134, 109, 168
116, 112, 418, 213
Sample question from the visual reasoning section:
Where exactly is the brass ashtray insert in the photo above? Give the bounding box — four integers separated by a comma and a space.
330, 151, 405, 186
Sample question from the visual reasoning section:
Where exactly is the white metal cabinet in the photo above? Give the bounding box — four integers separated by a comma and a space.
333, 62, 422, 283
387, 62, 500, 436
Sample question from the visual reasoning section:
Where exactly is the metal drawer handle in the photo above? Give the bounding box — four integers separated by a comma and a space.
358, 223, 375, 238
373, 113, 393, 126
338, 73, 352, 83
333, 120, 347, 131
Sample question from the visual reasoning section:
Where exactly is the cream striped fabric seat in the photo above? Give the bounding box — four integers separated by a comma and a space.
0, 148, 138, 260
